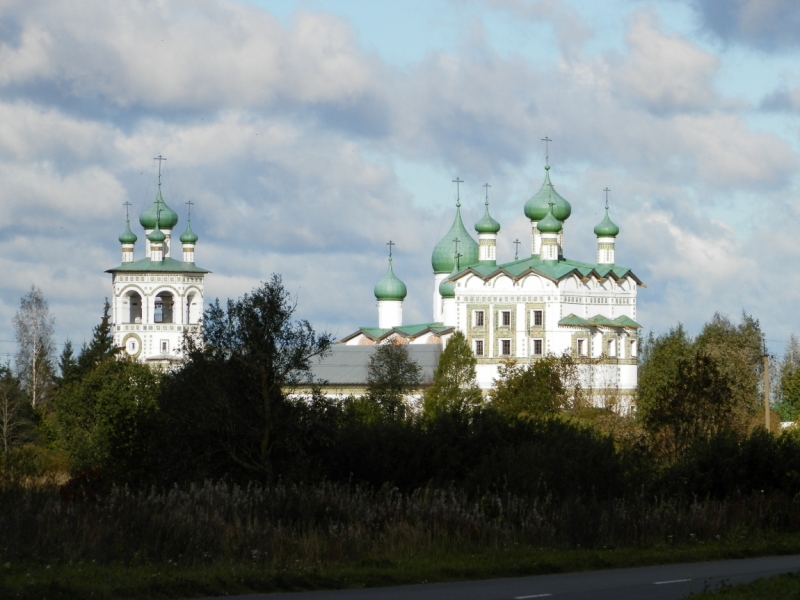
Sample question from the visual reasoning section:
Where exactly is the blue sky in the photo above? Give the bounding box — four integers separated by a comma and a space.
0, 0, 799, 359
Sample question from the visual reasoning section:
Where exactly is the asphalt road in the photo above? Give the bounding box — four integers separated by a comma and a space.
197, 554, 800, 600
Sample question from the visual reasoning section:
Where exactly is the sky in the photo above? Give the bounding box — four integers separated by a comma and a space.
0, 0, 799, 360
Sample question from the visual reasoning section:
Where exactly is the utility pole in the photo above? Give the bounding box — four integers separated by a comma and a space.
763, 340, 770, 431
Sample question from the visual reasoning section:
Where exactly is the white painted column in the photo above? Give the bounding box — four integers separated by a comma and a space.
432, 273, 447, 322
378, 300, 403, 329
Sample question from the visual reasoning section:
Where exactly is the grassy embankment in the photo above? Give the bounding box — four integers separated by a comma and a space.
3, 480, 800, 599
691, 571, 800, 598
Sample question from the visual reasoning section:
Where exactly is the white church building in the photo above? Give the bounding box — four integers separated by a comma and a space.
340, 162, 645, 403
107, 176, 208, 366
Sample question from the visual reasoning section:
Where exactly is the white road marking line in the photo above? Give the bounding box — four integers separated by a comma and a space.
654, 579, 691, 585
514, 595, 553, 599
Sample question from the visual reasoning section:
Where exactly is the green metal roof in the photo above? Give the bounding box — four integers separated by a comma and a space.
524, 165, 571, 222
449, 255, 643, 286
106, 257, 210, 274
374, 258, 407, 300
431, 204, 479, 273
537, 204, 563, 233
147, 224, 166, 243
593, 208, 620, 237
343, 322, 454, 344
118, 221, 137, 244
439, 275, 456, 298
613, 315, 642, 328
558, 314, 642, 328
180, 221, 199, 244
474, 203, 501, 234
140, 184, 179, 230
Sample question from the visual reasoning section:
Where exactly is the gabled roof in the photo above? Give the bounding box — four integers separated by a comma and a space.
310, 345, 442, 386
106, 257, 210, 274
444, 255, 644, 287
340, 322, 454, 344
558, 314, 642, 329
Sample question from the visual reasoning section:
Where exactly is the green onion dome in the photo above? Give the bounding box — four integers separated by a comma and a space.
593, 208, 620, 237
140, 185, 179, 230
474, 203, 501, 234
524, 165, 572, 222
118, 221, 137, 244
147, 223, 166, 243
537, 203, 563, 233
439, 261, 459, 299
374, 258, 407, 301
431, 204, 480, 273
439, 276, 456, 298
180, 221, 199, 244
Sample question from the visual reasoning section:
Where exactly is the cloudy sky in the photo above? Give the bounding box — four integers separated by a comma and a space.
0, 0, 799, 359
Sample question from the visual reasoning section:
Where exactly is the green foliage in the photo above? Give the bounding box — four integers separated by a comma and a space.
0, 365, 32, 453
776, 334, 800, 421
490, 356, 566, 420
638, 314, 764, 460
695, 312, 763, 428
54, 357, 160, 483
366, 342, 421, 419
159, 274, 333, 481
55, 340, 79, 388
423, 331, 483, 419
75, 299, 119, 378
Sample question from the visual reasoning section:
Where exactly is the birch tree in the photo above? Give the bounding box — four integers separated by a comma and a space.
13, 286, 56, 409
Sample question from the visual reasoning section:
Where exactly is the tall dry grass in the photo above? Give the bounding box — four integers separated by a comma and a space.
2, 480, 799, 568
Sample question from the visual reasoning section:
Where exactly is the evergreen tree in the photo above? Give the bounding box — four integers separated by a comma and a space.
55, 340, 79, 388
366, 341, 421, 418
76, 299, 118, 377
423, 331, 483, 418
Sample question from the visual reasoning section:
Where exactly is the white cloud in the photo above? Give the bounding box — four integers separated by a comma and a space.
0, 0, 797, 356
613, 10, 719, 113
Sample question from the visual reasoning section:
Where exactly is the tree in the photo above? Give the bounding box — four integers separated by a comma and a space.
55, 341, 79, 389
0, 365, 30, 452
54, 357, 161, 482
776, 334, 800, 421
423, 331, 483, 419
366, 341, 421, 418
160, 275, 333, 480
490, 356, 566, 420
13, 286, 55, 409
694, 312, 762, 429
637, 325, 736, 460
75, 299, 118, 377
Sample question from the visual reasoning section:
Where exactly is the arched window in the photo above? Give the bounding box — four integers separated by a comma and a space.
186, 292, 201, 324
154, 292, 174, 323
128, 292, 142, 323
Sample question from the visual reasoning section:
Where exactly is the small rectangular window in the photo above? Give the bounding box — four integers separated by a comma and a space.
531, 338, 543, 356
607, 339, 616, 357
474, 310, 485, 327
501, 310, 511, 327
577, 339, 587, 356
630, 339, 637, 357
500, 339, 512, 356
160, 340, 169, 353
532, 310, 543, 327
474, 339, 484, 357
